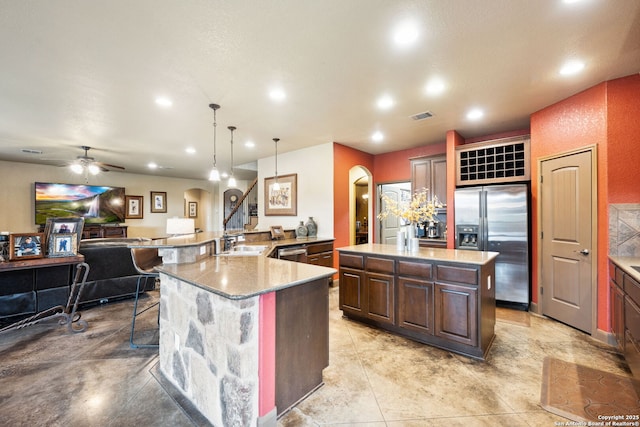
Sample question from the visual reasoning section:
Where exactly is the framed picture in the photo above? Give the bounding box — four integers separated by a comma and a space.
9, 233, 44, 260
270, 225, 284, 240
188, 201, 198, 218
264, 173, 297, 216
125, 195, 144, 219
43, 217, 84, 255
151, 191, 167, 213
48, 233, 78, 257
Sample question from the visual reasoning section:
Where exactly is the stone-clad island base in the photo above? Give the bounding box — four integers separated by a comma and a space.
337, 243, 499, 360
156, 253, 335, 427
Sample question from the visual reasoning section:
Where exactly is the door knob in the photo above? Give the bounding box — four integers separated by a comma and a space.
578, 249, 590, 255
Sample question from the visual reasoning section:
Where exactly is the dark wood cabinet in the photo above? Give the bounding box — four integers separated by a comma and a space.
608, 259, 640, 379
82, 225, 128, 239
338, 248, 495, 360
411, 155, 447, 205
306, 241, 334, 268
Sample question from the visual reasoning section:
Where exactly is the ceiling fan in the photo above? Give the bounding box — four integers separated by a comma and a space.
69, 146, 125, 175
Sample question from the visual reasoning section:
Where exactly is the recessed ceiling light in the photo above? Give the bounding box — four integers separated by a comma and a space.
425, 78, 446, 96
377, 95, 394, 110
155, 97, 172, 107
559, 60, 585, 76
269, 88, 286, 101
372, 131, 384, 142
393, 21, 419, 47
466, 108, 484, 121
245, 140, 255, 148
148, 162, 158, 169
185, 147, 196, 154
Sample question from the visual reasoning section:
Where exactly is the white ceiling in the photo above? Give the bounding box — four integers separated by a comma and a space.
0, 0, 638, 180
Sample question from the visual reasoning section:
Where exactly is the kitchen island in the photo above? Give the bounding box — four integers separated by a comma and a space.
156, 253, 335, 426
337, 243, 498, 360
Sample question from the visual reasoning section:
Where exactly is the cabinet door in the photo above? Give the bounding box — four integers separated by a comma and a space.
610, 278, 625, 351
435, 282, 478, 346
308, 251, 333, 268
398, 277, 434, 335
366, 272, 395, 324
432, 157, 447, 205
339, 268, 364, 316
411, 158, 431, 194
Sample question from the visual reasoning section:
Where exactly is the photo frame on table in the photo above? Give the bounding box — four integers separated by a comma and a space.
264, 173, 297, 216
48, 233, 78, 257
270, 225, 284, 240
9, 233, 44, 261
188, 201, 198, 218
43, 217, 84, 256
151, 191, 167, 213
125, 195, 143, 219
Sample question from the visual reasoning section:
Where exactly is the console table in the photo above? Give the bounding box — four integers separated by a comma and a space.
82, 225, 128, 239
0, 255, 85, 320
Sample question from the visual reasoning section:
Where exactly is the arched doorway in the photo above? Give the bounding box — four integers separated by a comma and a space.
349, 166, 372, 245
184, 187, 212, 232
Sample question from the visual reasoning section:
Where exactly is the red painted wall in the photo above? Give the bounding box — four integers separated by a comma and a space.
607, 74, 640, 203
333, 143, 374, 269
530, 82, 609, 330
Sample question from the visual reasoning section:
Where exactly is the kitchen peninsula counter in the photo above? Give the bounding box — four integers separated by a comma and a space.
156, 252, 335, 426
337, 243, 498, 360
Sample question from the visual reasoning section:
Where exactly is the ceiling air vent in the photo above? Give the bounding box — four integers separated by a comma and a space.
410, 111, 434, 121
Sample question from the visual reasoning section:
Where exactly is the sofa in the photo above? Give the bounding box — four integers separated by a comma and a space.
78, 238, 157, 307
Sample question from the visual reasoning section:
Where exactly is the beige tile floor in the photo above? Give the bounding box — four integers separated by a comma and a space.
0, 286, 631, 426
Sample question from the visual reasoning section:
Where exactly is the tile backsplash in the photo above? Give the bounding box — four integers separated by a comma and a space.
609, 204, 640, 256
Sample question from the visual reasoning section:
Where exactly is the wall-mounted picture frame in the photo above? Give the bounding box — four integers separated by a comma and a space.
43, 217, 84, 256
48, 233, 78, 258
188, 201, 198, 218
125, 195, 143, 219
151, 191, 167, 213
9, 233, 44, 261
264, 173, 297, 216
270, 225, 285, 240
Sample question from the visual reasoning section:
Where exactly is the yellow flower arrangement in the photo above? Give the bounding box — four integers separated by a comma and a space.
377, 188, 442, 224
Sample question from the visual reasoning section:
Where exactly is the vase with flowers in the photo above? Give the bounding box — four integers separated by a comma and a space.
377, 188, 442, 252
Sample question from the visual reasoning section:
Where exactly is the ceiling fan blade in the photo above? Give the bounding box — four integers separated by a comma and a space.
96, 161, 125, 170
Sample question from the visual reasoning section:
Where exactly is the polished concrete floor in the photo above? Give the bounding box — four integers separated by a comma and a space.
0, 286, 632, 426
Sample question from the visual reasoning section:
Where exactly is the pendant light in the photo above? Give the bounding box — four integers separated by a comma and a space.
272, 138, 280, 190
208, 103, 221, 181
227, 126, 237, 188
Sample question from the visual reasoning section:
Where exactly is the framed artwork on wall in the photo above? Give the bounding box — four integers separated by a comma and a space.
264, 173, 297, 216
9, 233, 44, 260
125, 195, 143, 219
151, 191, 167, 213
188, 201, 197, 218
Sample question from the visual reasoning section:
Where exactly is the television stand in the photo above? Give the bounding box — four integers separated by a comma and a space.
82, 224, 128, 239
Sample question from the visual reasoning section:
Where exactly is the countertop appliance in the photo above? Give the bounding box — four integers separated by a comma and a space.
454, 184, 530, 309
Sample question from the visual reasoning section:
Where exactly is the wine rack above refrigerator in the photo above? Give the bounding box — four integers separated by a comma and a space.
456, 135, 530, 186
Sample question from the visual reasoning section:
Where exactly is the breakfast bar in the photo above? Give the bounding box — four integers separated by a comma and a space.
155, 252, 335, 426
337, 243, 499, 360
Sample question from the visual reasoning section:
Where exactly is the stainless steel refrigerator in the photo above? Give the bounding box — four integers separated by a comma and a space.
454, 184, 530, 309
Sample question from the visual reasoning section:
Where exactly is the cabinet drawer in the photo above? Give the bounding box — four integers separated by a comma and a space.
366, 256, 395, 274
398, 260, 432, 279
339, 253, 364, 269
616, 266, 625, 288
436, 265, 477, 285
307, 242, 333, 255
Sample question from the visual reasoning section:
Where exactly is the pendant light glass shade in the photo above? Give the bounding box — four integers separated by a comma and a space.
272, 137, 280, 190
208, 103, 221, 181
227, 126, 236, 187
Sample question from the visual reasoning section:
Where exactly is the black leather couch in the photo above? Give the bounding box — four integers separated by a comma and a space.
78, 238, 157, 306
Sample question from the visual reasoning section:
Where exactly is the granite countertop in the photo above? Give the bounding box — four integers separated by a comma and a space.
127, 231, 223, 248
156, 255, 336, 300
609, 255, 640, 282
337, 243, 499, 265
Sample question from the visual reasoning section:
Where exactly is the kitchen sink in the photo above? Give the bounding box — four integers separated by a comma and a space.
631, 266, 640, 274
219, 244, 268, 256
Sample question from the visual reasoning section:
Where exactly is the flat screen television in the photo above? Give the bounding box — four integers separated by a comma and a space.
35, 182, 126, 226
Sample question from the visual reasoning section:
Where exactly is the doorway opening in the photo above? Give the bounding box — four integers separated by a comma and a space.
349, 166, 372, 245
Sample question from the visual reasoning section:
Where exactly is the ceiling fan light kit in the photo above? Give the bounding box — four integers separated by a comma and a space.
68, 145, 124, 177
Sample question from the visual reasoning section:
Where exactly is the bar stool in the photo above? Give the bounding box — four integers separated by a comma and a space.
129, 247, 162, 349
